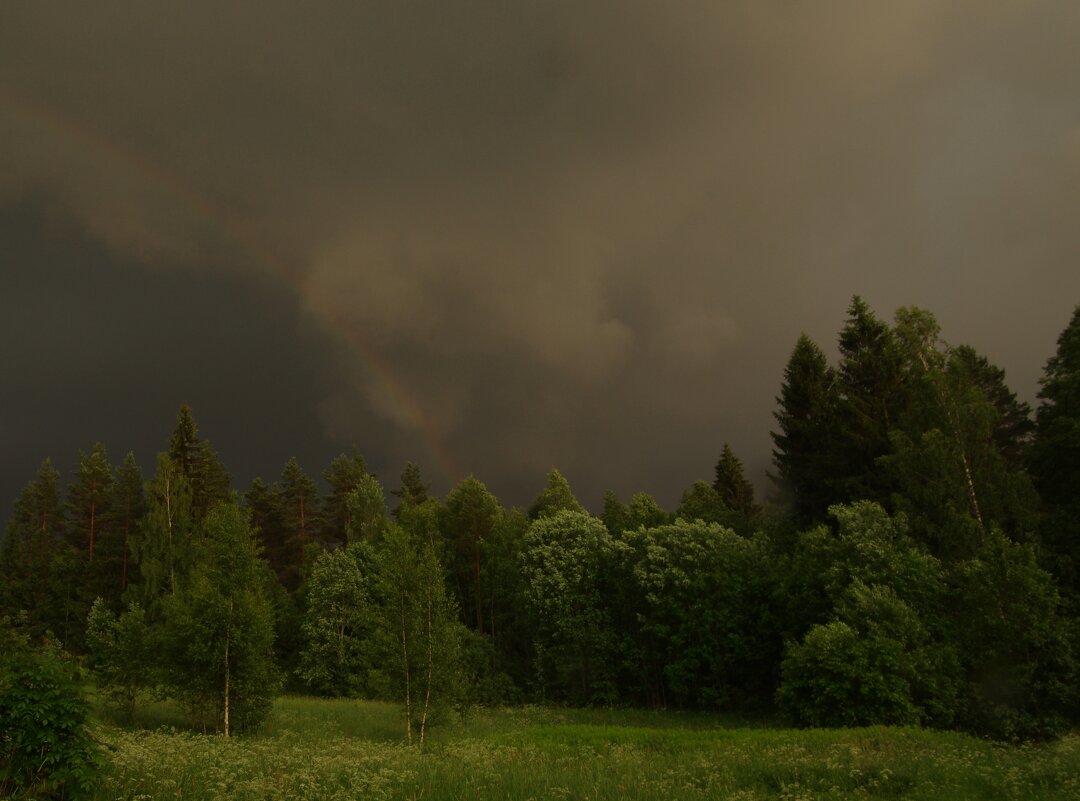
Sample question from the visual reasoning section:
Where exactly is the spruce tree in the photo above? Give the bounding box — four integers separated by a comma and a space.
527, 468, 584, 520
713, 444, 758, 520
771, 334, 838, 522
167, 404, 230, 522
391, 462, 430, 519
834, 296, 906, 506
1030, 306, 1080, 595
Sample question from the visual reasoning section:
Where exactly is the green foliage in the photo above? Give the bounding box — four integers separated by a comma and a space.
276, 458, 320, 591
950, 530, 1077, 739
443, 476, 501, 635
0, 625, 104, 800
167, 404, 231, 522
674, 481, 745, 531
770, 334, 838, 522
131, 453, 195, 607
713, 443, 759, 521
318, 450, 367, 547
777, 503, 962, 728
778, 583, 960, 728
372, 523, 468, 746
85, 598, 155, 720
833, 296, 908, 506
110, 452, 145, 601
527, 468, 584, 520
347, 473, 389, 544
391, 461, 430, 519
521, 510, 621, 704
66, 443, 113, 567
297, 543, 376, 697
161, 504, 278, 735
622, 519, 771, 709
95, 698, 1080, 801
1031, 306, 1080, 596
626, 492, 669, 531
0, 460, 66, 640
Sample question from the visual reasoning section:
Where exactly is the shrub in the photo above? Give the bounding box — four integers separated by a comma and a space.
0, 624, 104, 799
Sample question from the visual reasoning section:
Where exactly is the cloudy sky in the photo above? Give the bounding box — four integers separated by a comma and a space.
2, 1, 1079, 515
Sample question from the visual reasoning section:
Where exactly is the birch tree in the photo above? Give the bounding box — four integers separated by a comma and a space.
374, 523, 464, 747
162, 504, 277, 735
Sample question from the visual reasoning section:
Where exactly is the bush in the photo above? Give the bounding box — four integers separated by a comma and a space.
0, 624, 104, 799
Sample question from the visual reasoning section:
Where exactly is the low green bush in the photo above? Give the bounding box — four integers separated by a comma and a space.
0, 622, 104, 800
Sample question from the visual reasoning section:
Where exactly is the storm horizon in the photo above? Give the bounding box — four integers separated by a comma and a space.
3, 1, 1079, 515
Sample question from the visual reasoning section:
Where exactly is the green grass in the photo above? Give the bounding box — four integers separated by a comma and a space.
89, 696, 1080, 800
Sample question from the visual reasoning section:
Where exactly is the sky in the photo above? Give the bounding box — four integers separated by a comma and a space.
2, 1, 1079, 517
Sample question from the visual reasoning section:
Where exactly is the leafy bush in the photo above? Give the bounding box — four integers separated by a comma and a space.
0, 623, 104, 799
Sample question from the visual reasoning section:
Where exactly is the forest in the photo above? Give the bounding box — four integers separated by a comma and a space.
2, 297, 1079, 797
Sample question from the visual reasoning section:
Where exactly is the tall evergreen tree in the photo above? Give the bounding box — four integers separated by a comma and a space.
443, 476, 500, 635
887, 308, 1039, 560
0, 460, 65, 637
834, 296, 907, 506
112, 453, 145, 598
244, 477, 287, 584
527, 468, 585, 520
278, 458, 320, 592
319, 451, 367, 547
391, 462, 430, 520
951, 345, 1034, 469
771, 334, 838, 522
600, 491, 630, 537
66, 443, 113, 562
1030, 306, 1080, 595
713, 444, 758, 521
167, 404, 230, 522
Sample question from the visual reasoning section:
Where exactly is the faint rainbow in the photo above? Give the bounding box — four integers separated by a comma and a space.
0, 83, 463, 484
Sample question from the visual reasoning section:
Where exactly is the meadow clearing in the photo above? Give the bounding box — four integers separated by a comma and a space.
90, 696, 1080, 801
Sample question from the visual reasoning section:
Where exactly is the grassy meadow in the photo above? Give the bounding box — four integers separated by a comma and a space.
88, 696, 1080, 801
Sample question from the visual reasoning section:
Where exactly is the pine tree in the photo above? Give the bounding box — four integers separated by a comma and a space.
112, 453, 146, 598
66, 443, 113, 562
443, 476, 500, 635
0, 460, 65, 637
278, 458, 320, 592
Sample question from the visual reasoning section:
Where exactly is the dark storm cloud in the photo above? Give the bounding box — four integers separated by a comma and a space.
1, 1, 1079, 509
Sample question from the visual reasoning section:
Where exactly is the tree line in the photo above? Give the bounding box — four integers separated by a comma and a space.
2, 297, 1079, 742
